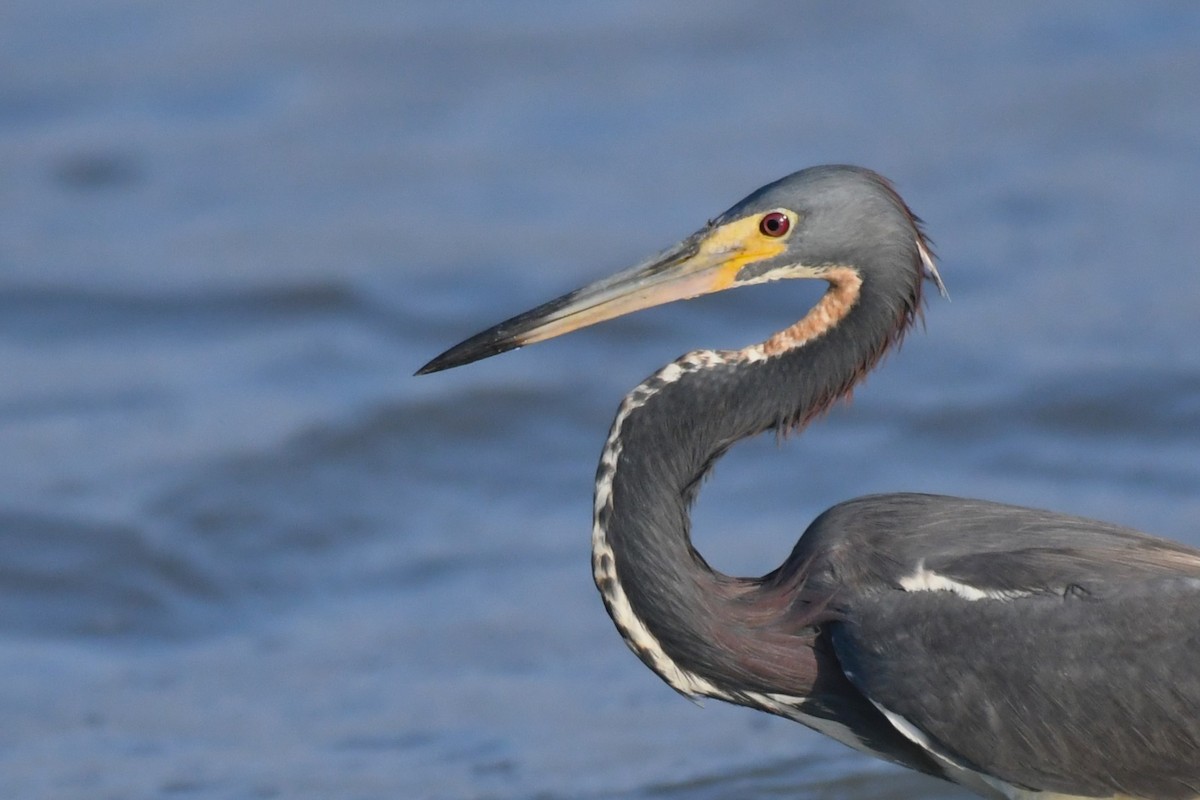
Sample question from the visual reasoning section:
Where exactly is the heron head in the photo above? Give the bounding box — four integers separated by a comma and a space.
417, 165, 943, 375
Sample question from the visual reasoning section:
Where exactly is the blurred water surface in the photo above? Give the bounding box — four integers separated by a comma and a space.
2, 2, 1199, 798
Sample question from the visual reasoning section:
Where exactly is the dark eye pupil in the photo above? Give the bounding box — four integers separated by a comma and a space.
760, 212, 790, 237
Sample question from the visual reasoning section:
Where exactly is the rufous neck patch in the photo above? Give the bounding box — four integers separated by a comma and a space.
754, 267, 863, 358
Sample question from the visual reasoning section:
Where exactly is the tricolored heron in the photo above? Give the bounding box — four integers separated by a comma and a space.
417, 165, 1200, 799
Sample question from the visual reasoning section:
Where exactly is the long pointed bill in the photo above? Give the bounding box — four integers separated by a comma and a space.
416, 220, 786, 375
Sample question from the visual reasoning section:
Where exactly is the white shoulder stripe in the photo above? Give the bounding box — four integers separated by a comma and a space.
899, 561, 1034, 601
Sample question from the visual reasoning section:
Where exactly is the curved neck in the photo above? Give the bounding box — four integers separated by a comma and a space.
591, 269, 915, 698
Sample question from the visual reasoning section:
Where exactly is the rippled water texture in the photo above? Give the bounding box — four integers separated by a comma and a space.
2, 2, 1199, 798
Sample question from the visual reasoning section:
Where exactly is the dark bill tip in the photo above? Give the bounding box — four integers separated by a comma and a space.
414, 335, 523, 376
414, 290, 581, 376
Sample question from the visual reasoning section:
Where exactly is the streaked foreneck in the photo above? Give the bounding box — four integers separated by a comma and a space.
591, 269, 917, 698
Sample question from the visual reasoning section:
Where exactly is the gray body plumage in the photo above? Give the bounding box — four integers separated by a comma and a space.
808, 494, 1200, 799
420, 165, 1200, 799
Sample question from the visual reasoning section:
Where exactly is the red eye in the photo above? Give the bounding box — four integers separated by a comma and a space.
759, 211, 790, 237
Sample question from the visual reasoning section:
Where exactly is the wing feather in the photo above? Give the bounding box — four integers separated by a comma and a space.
831, 582, 1200, 799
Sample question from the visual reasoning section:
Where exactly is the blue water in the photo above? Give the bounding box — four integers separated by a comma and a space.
2, 2, 1200, 798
